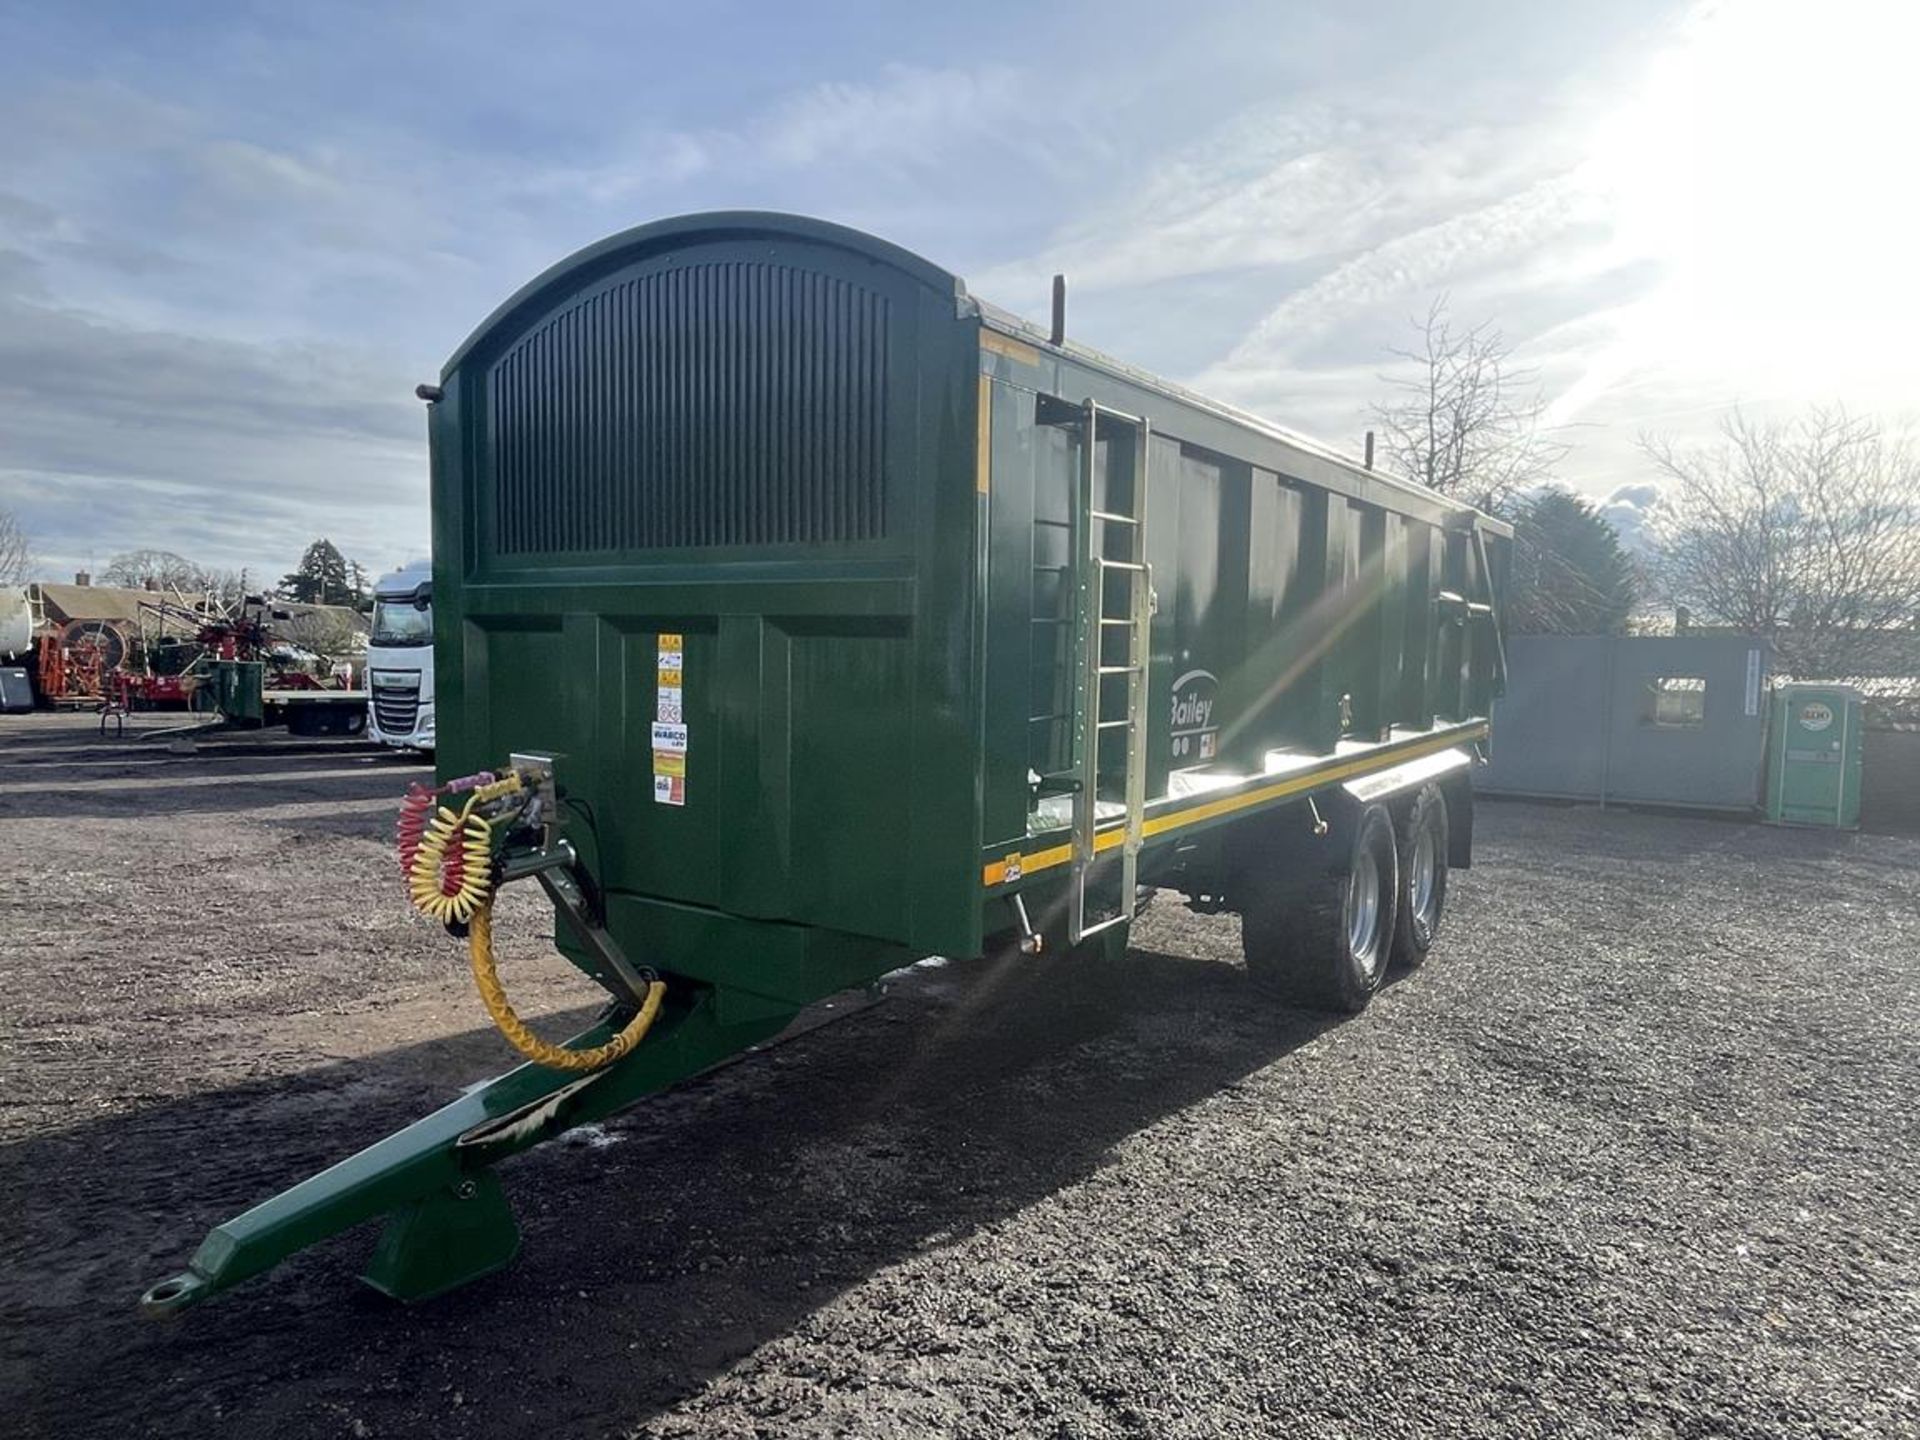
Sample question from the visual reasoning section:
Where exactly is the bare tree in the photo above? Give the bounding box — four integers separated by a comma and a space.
1645, 408, 1920, 675
1372, 296, 1565, 513
276, 606, 368, 680
0, 506, 31, 585
102, 549, 213, 593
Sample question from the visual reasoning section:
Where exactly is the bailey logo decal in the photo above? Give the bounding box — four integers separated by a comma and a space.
1170, 668, 1220, 763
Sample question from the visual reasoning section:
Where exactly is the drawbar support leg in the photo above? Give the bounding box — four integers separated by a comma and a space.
362, 1171, 521, 1303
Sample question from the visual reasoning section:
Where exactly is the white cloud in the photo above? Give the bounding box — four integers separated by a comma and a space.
538, 62, 1031, 206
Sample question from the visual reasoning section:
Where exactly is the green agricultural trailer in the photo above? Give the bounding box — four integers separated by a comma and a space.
142, 213, 1509, 1314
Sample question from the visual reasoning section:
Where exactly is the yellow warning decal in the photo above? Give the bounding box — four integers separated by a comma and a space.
976, 374, 993, 494
980, 329, 1040, 367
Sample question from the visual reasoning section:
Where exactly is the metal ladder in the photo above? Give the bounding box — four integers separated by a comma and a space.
1069, 400, 1152, 943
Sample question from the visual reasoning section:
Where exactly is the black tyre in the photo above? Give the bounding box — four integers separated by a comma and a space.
1391, 784, 1449, 970
1241, 801, 1399, 1013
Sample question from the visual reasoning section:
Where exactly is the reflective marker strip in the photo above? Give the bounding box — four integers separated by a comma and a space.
977, 374, 992, 494
980, 329, 1041, 367
981, 725, 1488, 888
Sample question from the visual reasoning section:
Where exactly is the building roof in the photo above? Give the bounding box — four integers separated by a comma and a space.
32, 582, 160, 629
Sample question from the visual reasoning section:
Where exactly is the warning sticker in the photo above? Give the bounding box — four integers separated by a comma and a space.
653, 636, 687, 786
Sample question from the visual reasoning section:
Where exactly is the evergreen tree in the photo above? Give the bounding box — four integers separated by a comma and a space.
280, 538, 355, 606
1508, 488, 1637, 634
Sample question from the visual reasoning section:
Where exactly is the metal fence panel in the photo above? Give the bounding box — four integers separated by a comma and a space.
1483, 635, 1769, 811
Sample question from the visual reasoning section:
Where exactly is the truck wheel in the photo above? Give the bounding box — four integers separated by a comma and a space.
1391, 785, 1449, 969
1241, 801, 1399, 1013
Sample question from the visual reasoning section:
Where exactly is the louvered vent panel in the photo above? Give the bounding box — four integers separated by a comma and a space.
487, 262, 890, 553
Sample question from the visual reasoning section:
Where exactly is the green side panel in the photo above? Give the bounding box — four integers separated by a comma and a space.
981, 378, 1040, 849
1397, 518, 1436, 728
786, 623, 915, 936
1767, 685, 1863, 828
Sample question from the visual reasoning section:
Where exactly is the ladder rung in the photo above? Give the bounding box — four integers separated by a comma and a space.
1030, 616, 1070, 626
1097, 559, 1147, 572
1090, 510, 1139, 526
1095, 719, 1132, 731
1099, 617, 1133, 626
1096, 665, 1142, 675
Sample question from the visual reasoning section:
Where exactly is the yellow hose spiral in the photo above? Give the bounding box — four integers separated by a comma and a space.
467, 901, 667, 1072
405, 799, 494, 924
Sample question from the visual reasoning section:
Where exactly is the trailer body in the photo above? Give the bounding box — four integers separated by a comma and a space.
430, 212, 1507, 1000
144, 213, 1507, 1314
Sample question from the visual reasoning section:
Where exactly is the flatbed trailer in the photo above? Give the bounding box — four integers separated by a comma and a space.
143, 213, 1508, 1315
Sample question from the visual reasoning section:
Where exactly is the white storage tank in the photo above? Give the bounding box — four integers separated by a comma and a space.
0, 586, 32, 660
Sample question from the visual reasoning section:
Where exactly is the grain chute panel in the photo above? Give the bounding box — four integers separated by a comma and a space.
466, 232, 928, 566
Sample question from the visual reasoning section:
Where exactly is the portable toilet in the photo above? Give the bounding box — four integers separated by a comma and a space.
1766, 683, 1863, 828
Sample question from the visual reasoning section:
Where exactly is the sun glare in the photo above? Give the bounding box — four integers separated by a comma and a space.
1573, 0, 1920, 416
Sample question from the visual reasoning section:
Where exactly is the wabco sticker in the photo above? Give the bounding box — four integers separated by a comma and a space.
1169, 668, 1221, 763
1799, 701, 1835, 732
653, 775, 685, 807
657, 685, 683, 723
652, 751, 685, 778
650, 722, 688, 753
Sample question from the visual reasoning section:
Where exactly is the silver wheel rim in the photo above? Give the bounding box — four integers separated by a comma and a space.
1347, 846, 1382, 969
1411, 825, 1438, 930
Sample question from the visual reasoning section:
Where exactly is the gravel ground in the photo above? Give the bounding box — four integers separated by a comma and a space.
2, 710, 1916, 1439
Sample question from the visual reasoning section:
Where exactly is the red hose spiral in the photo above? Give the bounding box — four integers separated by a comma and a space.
395, 783, 435, 877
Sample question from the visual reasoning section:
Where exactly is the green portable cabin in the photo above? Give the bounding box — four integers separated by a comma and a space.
143, 213, 1511, 1313
1766, 683, 1864, 828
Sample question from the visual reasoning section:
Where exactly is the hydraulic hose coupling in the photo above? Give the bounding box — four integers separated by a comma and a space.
395, 769, 528, 925
392, 761, 667, 1072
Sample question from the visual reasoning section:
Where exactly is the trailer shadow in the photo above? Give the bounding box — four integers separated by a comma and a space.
0, 763, 415, 820
5, 940, 1345, 1439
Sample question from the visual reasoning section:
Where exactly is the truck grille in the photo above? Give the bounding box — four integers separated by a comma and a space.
485, 259, 891, 555
372, 687, 419, 736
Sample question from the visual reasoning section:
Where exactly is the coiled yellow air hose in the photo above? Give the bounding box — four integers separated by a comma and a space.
406, 800, 494, 923
398, 768, 666, 1073
466, 902, 667, 1072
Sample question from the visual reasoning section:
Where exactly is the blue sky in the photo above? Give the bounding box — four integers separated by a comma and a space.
2, 0, 1914, 584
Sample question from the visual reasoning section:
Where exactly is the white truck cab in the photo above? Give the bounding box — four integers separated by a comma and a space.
366, 563, 435, 753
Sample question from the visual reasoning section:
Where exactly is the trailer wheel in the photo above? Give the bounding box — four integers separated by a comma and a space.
1241, 801, 1398, 1013
1391, 785, 1449, 969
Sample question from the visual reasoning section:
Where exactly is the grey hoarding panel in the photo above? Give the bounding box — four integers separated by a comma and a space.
1483, 635, 1768, 811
